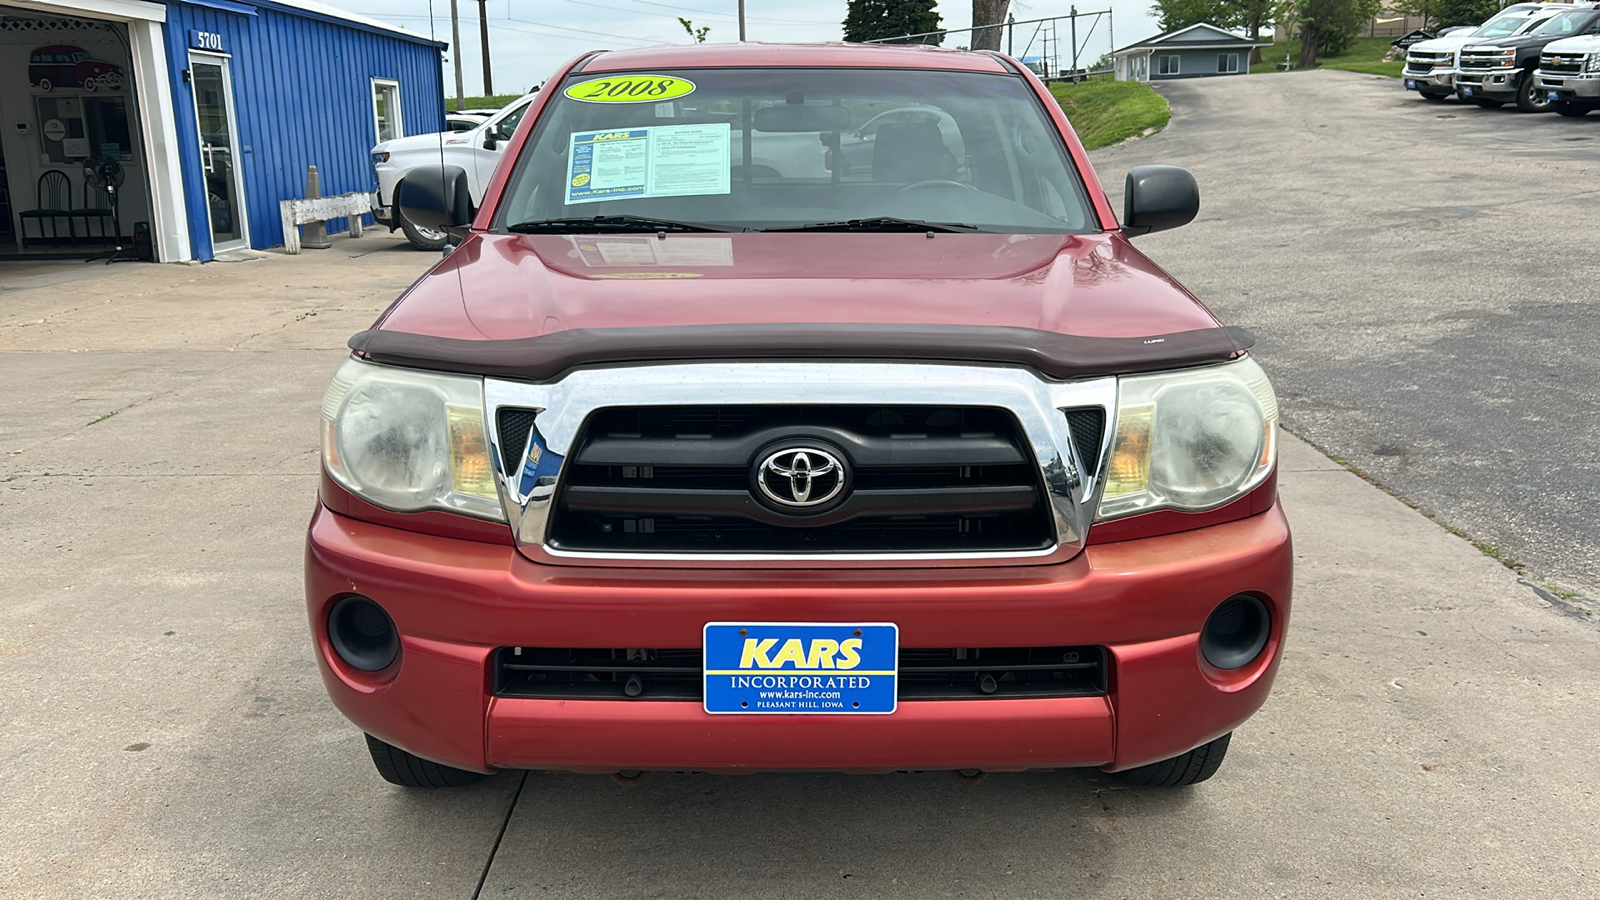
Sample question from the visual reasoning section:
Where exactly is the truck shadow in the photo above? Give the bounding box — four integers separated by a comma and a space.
459, 768, 1214, 897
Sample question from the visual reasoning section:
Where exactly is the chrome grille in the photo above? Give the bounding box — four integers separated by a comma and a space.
1540, 54, 1585, 76
1457, 50, 1507, 71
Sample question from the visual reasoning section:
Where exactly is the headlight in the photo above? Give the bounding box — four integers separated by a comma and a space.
1096, 356, 1278, 521
371, 151, 390, 164
321, 357, 504, 521
1587, 54, 1600, 73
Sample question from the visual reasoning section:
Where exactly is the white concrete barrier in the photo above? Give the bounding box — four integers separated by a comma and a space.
279, 192, 374, 254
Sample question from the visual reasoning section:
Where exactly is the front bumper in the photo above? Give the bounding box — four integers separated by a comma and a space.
372, 192, 394, 229
1538, 72, 1600, 100
305, 500, 1293, 775
1403, 69, 1455, 91
1455, 69, 1518, 101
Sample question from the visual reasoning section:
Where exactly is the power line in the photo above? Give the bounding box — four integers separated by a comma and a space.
574, 0, 835, 26
373, 11, 656, 44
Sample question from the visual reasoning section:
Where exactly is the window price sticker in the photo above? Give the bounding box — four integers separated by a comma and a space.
565, 123, 730, 205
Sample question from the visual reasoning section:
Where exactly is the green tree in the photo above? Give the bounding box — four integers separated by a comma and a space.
1279, 0, 1380, 67
1149, 0, 1273, 63
842, 0, 945, 45
1150, 0, 1238, 33
1432, 0, 1497, 28
678, 17, 710, 43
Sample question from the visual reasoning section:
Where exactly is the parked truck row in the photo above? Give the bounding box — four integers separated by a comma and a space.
1404, 2, 1600, 115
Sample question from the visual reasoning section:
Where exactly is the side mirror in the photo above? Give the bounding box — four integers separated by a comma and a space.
482, 132, 500, 150
1122, 165, 1199, 237
397, 164, 472, 233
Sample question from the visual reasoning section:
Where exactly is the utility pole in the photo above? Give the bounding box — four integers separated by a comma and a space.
477, 0, 492, 96
738, 0, 746, 41
1070, 6, 1078, 75
450, 0, 464, 109
1007, 13, 1014, 57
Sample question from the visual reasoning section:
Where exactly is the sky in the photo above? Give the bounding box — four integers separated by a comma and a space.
322, 0, 1164, 97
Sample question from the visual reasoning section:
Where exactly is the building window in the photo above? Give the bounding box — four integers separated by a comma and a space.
1218, 53, 1241, 74
1158, 55, 1180, 76
372, 79, 402, 143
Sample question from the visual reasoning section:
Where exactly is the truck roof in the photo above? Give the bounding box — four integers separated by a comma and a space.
580, 42, 1014, 75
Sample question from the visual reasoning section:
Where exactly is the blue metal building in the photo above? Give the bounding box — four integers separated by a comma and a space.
0, 0, 444, 262
160, 0, 446, 259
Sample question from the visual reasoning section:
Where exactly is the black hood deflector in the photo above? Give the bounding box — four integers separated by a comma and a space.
347, 323, 1256, 382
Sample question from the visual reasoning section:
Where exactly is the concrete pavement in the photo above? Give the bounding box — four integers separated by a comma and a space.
1, 237, 1597, 896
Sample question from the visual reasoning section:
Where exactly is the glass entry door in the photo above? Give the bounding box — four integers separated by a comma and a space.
188, 53, 248, 252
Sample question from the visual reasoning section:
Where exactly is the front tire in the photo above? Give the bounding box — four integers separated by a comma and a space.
1111, 732, 1231, 787
365, 733, 487, 787
1555, 102, 1590, 118
1515, 71, 1552, 113
398, 210, 448, 251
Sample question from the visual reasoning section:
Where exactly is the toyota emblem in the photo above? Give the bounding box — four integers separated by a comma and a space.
755, 447, 847, 509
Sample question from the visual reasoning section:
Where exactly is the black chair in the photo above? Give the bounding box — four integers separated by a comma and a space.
20, 170, 75, 249
72, 180, 116, 243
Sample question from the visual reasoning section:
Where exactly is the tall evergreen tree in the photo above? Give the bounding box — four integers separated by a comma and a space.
843, 0, 945, 45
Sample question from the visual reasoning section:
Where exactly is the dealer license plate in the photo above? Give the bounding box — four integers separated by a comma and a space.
1405, 79, 1417, 90
1463, 86, 1475, 96
703, 622, 898, 715
1549, 91, 1561, 101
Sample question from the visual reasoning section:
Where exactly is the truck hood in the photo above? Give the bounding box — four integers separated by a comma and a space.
1408, 35, 1482, 52
1464, 33, 1574, 51
1541, 35, 1600, 53
373, 129, 478, 157
373, 231, 1224, 343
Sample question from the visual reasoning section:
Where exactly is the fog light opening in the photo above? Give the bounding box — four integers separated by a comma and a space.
328, 595, 400, 672
1200, 594, 1270, 671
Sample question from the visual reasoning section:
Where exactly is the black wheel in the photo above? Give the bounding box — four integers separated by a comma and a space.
1472, 98, 1504, 109
1111, 732, 1231, 787
398, 209, 449, 250
365, 733, 487, 787
37, 77, 52, 92
1555, 102, 1591, 118
1515, 72, 1552, 113
1419, 90, 1450, 102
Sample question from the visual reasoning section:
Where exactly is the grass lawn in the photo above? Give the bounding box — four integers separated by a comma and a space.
445, 93, 524, 112
1250, 35, 1404, 78
1048, 79, 1173, 150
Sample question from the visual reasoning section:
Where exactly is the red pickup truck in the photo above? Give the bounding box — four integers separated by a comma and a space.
307, 42, 1291, 789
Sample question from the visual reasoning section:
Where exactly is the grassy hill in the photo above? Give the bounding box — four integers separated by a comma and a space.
1251, 36, 1404, 77
1049, 79, 1173, 150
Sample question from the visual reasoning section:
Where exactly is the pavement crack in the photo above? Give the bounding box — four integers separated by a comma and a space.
472, 771, 528, 900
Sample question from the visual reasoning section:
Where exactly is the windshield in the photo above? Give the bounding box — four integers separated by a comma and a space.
495, 67, 1097, 234
1531, 10, 1598, 35
1475, 12, 1548, 38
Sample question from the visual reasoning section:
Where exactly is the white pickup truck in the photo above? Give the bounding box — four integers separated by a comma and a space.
372, 94, 537, 249
1538, 33, 1600, 115
372, 94, 834, 249
1403, 4, 1584, 100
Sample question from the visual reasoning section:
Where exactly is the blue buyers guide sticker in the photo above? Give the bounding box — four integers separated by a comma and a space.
703, 622, 898, 715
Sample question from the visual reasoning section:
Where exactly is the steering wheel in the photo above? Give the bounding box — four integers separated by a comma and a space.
894, 179, 978, 194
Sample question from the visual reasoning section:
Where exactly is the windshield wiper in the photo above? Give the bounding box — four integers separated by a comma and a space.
763, 216, 981, 234
508, 215, 743, 234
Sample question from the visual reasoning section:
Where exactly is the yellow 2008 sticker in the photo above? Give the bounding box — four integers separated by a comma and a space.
563, 75, 696, 103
